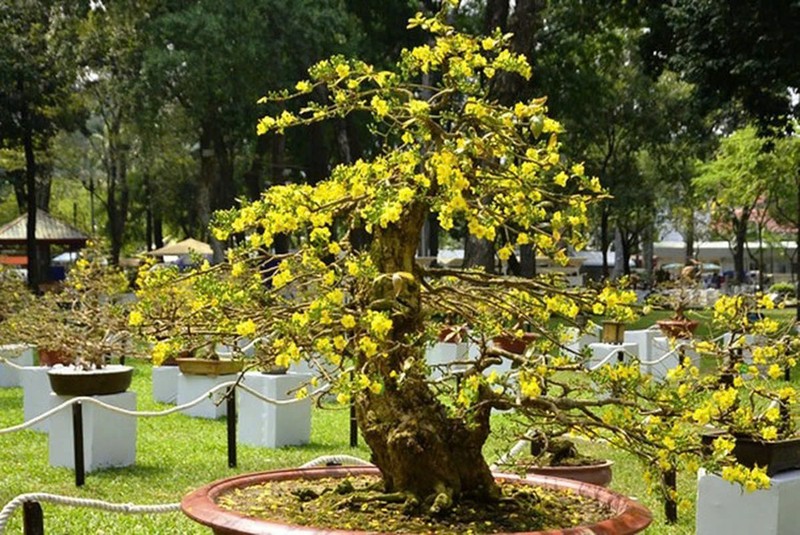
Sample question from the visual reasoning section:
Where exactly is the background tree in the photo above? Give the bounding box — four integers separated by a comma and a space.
694, 126, 773, 284
0, 1, 87, 288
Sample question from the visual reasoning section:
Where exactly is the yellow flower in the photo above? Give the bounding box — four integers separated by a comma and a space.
761, 426, 778, 441
341, 314, 357, 329
236, 319, 257, 337
128, 310, 143, 327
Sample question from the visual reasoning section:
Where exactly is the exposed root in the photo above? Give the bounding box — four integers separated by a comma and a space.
335, 492, 408, 510
428, 484, 454, 515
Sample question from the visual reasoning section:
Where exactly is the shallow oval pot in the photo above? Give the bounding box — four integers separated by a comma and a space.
176, 358, 243, 376
181, 465, 651, 535
47, 364, 133, 396
525, 460, 614, 487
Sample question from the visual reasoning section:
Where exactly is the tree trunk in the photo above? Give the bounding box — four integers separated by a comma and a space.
733, 216, 748, 285
612, 227, 625, 279
601, 208, 610, 279
357, 203, 499, 508
642, 224, 654, 287
519, 243, 535, 278
106, 136, 129, 266
463, 235, 495, 273
19, 76, 39, 292
243, 134, 270, 202
684, 212, 695, 265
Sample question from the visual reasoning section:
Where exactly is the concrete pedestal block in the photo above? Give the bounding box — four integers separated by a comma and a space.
623, 329, 657, 363
425, 342, 470, 379
152, 366, 179, 404
696, 469, 800, 535
238, 372, 311, 448
586, 342, 638, 369
177, 372, 235, 419
0, 344, 35, 387
20, 366, 52, 432
48, 391, 137, 471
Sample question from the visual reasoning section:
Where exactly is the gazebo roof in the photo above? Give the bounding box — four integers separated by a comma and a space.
0, 210, 90, 246
148, 238, 212, 257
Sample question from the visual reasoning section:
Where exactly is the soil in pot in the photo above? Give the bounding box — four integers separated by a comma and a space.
47, 364, 133, 396
182, 466, 652, 535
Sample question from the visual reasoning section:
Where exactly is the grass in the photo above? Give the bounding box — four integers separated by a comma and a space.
0, 342, 785, 534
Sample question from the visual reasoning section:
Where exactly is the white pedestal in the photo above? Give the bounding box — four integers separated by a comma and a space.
697, 469, 800, 535
586, 342, 637, 369
152, 366, 179, 404
640, 337, 682, 380
238, 372, 312, 448
20, 366, 52, 432
177, 373, 235, 419
0, 344, 35, 387
48, 391, 137, 471
425, 342, 469, 379
623, 329, 657, 363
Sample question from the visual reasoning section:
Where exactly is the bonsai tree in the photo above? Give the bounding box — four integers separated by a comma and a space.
134, 7, 797, 521
134, 7, 607, 511
3, 243, 135, 369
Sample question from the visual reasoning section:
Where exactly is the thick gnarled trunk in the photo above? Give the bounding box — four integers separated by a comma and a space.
356, 202, 499, 509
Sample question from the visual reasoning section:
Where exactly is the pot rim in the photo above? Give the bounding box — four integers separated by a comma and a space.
181, 465, 652, 535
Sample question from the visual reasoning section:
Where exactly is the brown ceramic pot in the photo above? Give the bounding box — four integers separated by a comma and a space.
525, 460, 614, 487
38, 348, 73, 367
176, 358, 243, 376
601, 321, 626, 344
656, 319, 699, 339
492, 332, 538, 354
181, 465, 652, 535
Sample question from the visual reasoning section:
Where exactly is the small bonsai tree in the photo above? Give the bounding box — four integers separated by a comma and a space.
3, 243, 134, 369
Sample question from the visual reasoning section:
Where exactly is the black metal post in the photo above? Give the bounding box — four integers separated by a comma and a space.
227, 390, 237, 468
349, 399, 358, 448
663, 468, 678, 524
72, 401, 85, 487
23, 501, 44, 535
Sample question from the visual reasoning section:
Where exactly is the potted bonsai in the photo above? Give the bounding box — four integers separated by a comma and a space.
652, 277, 700, 339
137, 8, 657, 533
2, 243, 137, 396
596, 282, 639, 344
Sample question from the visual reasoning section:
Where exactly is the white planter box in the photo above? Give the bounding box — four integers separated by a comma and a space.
586, 342, 638, 370
48, 391, 137, 472
696, 469, 800, 535
623, 329, 657, 363
0, 344, 35, 387
152, 366, 179, 404
425, 342, 470, 379
177, 372, 236, 419
238, 372, 312, 448
20, 366, 52, 432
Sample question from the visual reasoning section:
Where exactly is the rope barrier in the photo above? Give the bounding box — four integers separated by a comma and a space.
0, 455, 371, 533
0, 370, 330, 435
0, 493, 180, 533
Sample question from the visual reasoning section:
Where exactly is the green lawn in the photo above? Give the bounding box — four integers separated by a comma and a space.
0, 356, 761, 534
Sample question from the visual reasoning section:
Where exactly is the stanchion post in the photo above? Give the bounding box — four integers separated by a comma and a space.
72, 401, 85, 487
23, 501, 44, 535
349, 400, 358, 448
227, 389, 237, 468
663, 468, 678, 524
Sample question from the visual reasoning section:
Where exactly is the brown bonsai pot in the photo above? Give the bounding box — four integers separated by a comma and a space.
656, 319, 699, 339
181, 465, 652, 535
492, 332, 538, 354
47, 364, 133, 396
37, 348, 73, 367
601, 321, 625, 344
176, 358, 243, 376
525, 460, 614, 488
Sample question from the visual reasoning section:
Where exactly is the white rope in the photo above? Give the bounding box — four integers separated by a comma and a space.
0, 493, 179, 533
300, 455, 373, 468
0, 378, 330, 434
0, 355, 28, 372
